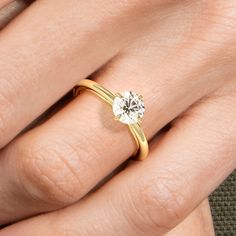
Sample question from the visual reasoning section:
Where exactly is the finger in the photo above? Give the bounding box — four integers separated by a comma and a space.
0, 0, 13, 9
2, 88, 235, 236
0, 200, 215, 236
0, 1, 235, 224
0, 1, 28, 30
166, 200, 214, 236
0, 0, 161, 148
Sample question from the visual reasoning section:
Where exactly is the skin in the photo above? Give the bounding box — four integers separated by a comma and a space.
166, 200, 214, 235
0, 0, 27, 29
0, 0, 235, 235
0, 0, 12, 8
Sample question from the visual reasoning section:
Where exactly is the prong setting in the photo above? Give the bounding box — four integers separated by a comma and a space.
112, 91, 145, 125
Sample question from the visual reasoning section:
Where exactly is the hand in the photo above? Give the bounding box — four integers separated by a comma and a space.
0, 0, 235, 235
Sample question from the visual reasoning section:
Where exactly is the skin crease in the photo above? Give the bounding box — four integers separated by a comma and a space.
0, 0, 28, 29
0, 0, 235, 235
165, 200, 215, 236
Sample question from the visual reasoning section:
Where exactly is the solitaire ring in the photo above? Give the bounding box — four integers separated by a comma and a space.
73, 79, 149, 160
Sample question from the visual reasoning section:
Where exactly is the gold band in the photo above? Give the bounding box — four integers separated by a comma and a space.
73, 79, 149, 160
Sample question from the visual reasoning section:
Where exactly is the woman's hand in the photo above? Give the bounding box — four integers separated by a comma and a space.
0, 0, 235, 235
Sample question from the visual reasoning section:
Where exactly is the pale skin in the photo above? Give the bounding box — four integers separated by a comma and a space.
0, 0, 235, 235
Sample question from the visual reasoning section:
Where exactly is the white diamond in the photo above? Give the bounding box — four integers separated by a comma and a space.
112, 91, 145, 125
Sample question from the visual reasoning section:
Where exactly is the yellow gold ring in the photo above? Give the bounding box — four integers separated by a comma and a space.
73, 79, 149, 160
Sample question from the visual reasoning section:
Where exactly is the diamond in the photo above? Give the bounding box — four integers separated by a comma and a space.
112, 91, 145, 125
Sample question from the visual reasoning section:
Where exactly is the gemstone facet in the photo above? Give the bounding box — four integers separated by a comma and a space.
112, 91, 145, 125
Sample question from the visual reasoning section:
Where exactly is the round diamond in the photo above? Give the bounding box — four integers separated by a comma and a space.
112, 91, 145, 125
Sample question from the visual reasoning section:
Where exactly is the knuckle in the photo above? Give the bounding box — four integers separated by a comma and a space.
17, 138, 88, 206
129, 173, 185, 233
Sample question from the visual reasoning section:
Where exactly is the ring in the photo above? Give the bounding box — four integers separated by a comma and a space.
73, 79, 149, 160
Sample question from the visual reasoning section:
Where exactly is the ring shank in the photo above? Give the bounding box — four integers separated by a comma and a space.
74, 79, 149, 160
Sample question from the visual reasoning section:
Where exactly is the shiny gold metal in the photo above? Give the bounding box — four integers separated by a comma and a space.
73, 79, 149, 161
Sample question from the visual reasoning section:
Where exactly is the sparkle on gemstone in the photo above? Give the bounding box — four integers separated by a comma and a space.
112, 91, 145, 125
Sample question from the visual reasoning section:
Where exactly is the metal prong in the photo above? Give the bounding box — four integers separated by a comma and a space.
137, 118, 142, 125
115, 92, 122, 97
114, 116, 119, 121
139, 95, 144, 100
